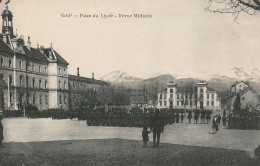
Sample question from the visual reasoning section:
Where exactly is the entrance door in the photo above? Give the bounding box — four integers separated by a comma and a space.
200, 101, 203, 109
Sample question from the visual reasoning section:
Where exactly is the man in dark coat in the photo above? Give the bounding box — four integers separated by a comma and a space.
150, 110, 164, 148
0, 116, 3, 147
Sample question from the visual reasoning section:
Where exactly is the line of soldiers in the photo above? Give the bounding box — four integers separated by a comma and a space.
186, 109, 213, 124
227, 111, 259, 129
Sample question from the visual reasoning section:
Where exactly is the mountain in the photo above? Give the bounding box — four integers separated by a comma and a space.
143, 74, 175, 83
101, 70, 142, 83
210, 67, 260, 83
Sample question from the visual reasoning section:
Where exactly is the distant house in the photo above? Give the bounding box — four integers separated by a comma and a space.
157, 81, 221, 110
230, 81, 251, 94
228, 81, 259, 111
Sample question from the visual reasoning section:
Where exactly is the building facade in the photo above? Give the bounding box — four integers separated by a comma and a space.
0, 5, 108, 111
157, 81, 221, 110
229, 81, 259, 111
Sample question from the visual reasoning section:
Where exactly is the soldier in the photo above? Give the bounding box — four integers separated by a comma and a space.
222, 115, 227, 126
180, 114, 184, 123
0, 116, 3, 147
150, 110, 164, 148
188, 112, 192, 124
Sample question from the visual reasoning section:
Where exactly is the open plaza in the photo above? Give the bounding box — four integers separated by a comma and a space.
0, 117, 259, 165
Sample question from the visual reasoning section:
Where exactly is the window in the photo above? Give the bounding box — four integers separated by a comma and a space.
45, 67, 47, 73
170, 94, 173, 99
190, 93, 192, 99
59, 94, 62, 104
170, 89, 173, 93
177, 94, 179, 99
45, 95, 48, 104
207, 94, 209, 99
64, 94, 67, 104
20, 75, 23, 86
0, 57, 3, 66
159, 94, 162, 99
200, 88, 203, 93
164, 94, 166, 99
177, 101, 179, 106
32, 64, 35, 71
211, 101, 214, 106
19, 60, 22, 69
164, 101, 167, 106
59, 68, 61, 75
212, 94, 214, 99
45, 80, 48, 89
190, 100, 192, 106
9, 75, 12, 86
33, 78, 35, 87
10, 92, 13, 103
207, 101, 209, 106
26, 76, 29, 87
39, 79, 42, 88
9, 58, 12, 67
39, 94, 42, 105
33, 94, 36, 104
64, 68, 66, 74
200, 94, 203, 99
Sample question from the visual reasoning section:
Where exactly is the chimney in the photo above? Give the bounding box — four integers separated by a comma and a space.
77, 67, 80, 76
40, 45, 44, 54
27, 36, 31, 50
92, 73, 94, 79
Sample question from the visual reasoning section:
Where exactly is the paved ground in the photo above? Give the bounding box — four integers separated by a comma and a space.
2, 118, 260, 157
0, 139, 257, 166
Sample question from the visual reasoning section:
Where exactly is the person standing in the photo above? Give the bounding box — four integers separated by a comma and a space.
180, 114, 184, 123
150, 110, 164, 148
188, 112, 192, 124
0, 116, 3, 147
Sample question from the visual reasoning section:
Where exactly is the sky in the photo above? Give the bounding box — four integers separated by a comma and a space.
1, 0, 260, 79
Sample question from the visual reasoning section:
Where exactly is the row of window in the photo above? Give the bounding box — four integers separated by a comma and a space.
7, 93, 67, 106
207, 101, 215, 106
5, 75, 67, 90
0, 57, 48, 74
159, 101, 215, 107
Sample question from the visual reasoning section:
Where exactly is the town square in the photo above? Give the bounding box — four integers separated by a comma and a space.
0, 0, 260, 165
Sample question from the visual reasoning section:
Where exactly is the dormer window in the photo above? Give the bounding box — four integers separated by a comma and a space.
59, 68, 61, 75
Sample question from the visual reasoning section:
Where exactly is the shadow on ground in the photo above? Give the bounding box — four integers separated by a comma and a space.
0, 139, 258, 166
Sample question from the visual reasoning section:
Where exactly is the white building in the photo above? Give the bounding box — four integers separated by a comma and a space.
157, 81, 221, 110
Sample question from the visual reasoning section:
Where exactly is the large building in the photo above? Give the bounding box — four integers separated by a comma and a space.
0, 4, 108, 111
157, 81, 221, 110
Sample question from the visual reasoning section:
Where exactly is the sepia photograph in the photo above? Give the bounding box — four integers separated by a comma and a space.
0, 0, 260, 165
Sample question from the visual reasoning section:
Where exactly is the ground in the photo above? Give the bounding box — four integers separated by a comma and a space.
1, 118, 260, 165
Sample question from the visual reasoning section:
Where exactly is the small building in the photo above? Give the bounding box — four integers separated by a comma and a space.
229, 81, 259, 111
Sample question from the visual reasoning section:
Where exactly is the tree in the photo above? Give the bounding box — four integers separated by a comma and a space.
206, 0, 260, 21
233, 94, 241, 115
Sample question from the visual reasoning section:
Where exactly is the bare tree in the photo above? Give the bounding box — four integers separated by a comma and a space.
206, 0, 260, 21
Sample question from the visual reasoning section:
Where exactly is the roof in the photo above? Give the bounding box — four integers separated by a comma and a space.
23, 46, 48, 62
44, 48, 69, 65
207, 87, 216, 92
239, 87, 256, 96
1, 9, 13, 17
176, 86, 195, 93
0, 39, 13, 53
68, 74, 109, 86
231, 80, 250, 88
